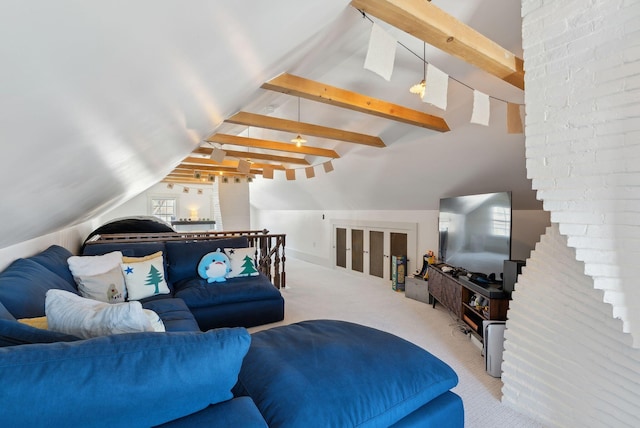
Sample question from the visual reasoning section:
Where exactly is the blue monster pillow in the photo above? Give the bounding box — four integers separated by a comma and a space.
197, 250, 230, 283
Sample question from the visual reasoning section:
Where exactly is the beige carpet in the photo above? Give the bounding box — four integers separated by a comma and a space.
249, 257, 543, 428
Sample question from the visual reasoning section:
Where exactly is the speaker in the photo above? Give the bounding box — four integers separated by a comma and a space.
503, 260, 525, 294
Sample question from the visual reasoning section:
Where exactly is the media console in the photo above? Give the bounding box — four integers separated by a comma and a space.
427, 265, 509, 339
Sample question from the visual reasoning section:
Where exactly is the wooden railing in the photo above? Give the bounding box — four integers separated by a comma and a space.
84, 229, 286, 289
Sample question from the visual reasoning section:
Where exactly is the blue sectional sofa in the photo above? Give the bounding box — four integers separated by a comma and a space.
81, 237, 285, 330
0, 245, 464, 427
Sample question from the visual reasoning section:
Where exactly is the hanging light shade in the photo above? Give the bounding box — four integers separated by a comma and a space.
409, 79, 426, 98
409, 42, 427, 99
291, 134, 307, 147
291, 97, 306, 147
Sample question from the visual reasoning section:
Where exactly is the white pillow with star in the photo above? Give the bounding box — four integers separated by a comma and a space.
224, 247, 259, 279
120, 252, 170, 300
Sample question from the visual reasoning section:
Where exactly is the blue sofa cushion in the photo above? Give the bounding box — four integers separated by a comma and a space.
174, 274, 281, 309
0, 301, 15, 321
0, 258, 79, 318
156, 397, 268, 428
140, 296, 200, 332
165, 238, 249, 283
0, 319, 80, 347
389, 391, 464, 428
0, 328, 251, 427
234, 320, 459, 428
29, 245, 76, 286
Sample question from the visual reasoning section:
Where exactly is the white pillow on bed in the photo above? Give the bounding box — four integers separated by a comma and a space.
45, 289, 163, 339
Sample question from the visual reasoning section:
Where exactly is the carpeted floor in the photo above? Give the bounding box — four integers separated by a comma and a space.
250, 257, 543, 428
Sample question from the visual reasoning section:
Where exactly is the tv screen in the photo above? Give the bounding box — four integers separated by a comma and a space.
438, 192, 512, 277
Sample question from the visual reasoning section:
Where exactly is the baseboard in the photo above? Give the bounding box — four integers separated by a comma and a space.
285, 249, 330, 268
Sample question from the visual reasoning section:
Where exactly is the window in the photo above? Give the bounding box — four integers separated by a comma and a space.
491, 207, 510, 236
150, 197, 177, 223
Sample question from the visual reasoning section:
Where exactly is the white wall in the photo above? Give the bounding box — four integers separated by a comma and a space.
503, 224, 640, 426
502, 0, 640, 425
251, 208, 549, 270
0, 221, 97, 271
99, 180, 250, 231
100, 182, 215, 224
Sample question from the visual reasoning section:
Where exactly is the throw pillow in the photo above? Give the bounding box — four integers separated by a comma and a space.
122, 251, 163, 264
120, 252, 170, 300
17, 316, 48, 330
197, 250, 230, 283
75, 266, 126, 303
45, 289, 156, 339
225, 247, 259, 278
144, 309, 166, 333
67, 251, 124, 277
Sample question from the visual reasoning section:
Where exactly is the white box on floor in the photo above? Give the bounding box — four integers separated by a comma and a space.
483, 320, 506, 378
405, 276, 431, 304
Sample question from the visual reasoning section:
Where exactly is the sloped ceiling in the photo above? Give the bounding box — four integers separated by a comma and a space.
0, 0, 538, 250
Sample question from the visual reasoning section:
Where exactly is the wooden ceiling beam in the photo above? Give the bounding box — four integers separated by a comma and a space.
205, 133, 340, 158
350, 0, 524, 90
163, 175, 254, 185
173, 166, 263, 176
192, 146, 310, 165
261, 73, 450, 132
181, 156, 286, 170
224, 111, 385, 147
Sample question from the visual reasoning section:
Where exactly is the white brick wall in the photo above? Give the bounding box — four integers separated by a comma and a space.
503, 225, 640, 426
502, 0, 640, 425
521, 0, 640, 346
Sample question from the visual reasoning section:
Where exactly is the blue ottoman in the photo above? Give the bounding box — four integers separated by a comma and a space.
234, 320, 463, 428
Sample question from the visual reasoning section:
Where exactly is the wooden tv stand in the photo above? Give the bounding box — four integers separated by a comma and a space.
427, 265, 509, 339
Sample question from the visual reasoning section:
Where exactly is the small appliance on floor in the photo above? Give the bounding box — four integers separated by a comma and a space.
483, 320, 506, 378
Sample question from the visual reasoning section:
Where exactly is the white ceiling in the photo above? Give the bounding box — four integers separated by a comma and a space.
0, 0, 539, 250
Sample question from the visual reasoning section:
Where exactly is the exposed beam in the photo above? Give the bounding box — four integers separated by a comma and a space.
181, 156, 286, 170
261, 73, 450, 132
350, 0, 524, 90
205, 133, 340, 158
225, 111, 385, 148
192, 146, 310, 165
163, 175, 254, 185
173, 166, 263, 175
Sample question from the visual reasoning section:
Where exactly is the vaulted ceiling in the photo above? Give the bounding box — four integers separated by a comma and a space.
0, 0, 537, 250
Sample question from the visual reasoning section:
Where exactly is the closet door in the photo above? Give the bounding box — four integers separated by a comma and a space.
336, 227, 347, 269
369, 230, 384, 278
333, 221, 416, 281
389, 232, 408, 275
351, 228, 364, 273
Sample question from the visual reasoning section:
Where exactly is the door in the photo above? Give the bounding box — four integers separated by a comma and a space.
369, 230, 384, 278
351, 228, 364, 273
336, 227, 347, 269
333, 221, 415, 281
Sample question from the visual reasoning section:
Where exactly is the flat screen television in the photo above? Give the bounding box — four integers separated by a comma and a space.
438, 192, 512, 278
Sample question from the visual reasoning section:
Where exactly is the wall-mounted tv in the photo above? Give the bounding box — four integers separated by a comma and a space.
438, 192, 512, 278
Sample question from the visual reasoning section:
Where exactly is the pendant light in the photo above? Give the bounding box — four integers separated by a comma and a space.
409, 42, 426, 99
291, 97, 306, 147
